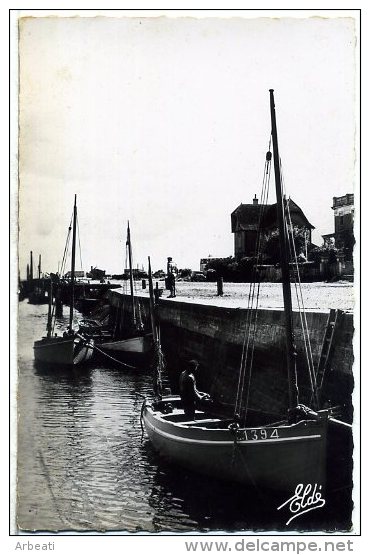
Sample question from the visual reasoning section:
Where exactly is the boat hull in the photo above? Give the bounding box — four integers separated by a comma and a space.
143, 397, 327, 493
28, 292, 48, 305
33, 336, 94, 366
100, 334, 152, 354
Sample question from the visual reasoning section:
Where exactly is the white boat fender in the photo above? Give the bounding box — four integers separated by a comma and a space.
139, 399, 147, 438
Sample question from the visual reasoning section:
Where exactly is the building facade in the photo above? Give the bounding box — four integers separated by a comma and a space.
200, 256, 223, 272
322, 194, 354, 260
231, 195, 314, 260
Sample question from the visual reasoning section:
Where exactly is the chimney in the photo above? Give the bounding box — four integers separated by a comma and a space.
253, 194, 258, 205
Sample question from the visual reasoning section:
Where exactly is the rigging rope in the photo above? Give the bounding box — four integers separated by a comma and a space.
76, 214, 83, 272
124, 234, 129, 295
49, 212, 73, 333
280, 163, 319, 407
151, 337, 165, 398
126, 234, 145, 331
285, 208, 319, 407
234, 135, 272, 422
60, 212, 73, 277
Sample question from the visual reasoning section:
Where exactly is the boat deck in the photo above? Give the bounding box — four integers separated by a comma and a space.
152, 398, 288, 430
161, 409, 224, 427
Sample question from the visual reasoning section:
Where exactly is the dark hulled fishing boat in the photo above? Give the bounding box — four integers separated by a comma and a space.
33, 196, 94, 366
142, 90, 330, 492
28, 255, 48, 304
99, 221, 152, 364
33, 334, 93, 365
143, 397, 327, 492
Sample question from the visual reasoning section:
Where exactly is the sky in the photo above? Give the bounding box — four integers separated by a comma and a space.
18, 14, 357, 276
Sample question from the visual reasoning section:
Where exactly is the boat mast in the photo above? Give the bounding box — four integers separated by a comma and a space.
69, 194, 77, 331
148, 255, 163, 398
30, 251, 33, 280
148, 256, 158, 343
126, 221, 136, 327
38, 254, 41, 280
46, 279, 53, 337
269, 89, 299, 409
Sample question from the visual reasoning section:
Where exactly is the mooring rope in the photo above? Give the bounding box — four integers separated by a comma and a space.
89, 342, 137, 370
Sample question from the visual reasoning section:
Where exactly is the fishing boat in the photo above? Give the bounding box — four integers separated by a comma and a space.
28, 286, 48, 305
33, 195, 94, 366
142, 90, 330, 493
28, 255, 49, 304
98, 221, 152, 363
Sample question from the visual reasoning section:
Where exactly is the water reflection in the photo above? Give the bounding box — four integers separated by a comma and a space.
17, 300, 352, 533
143, 441, 288, 532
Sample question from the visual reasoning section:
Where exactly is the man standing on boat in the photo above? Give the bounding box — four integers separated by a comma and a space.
179, 360, 211, 419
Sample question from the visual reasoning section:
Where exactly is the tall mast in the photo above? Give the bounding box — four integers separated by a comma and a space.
30, 251, 33, 280
69, 194, 77, 331
269, 89, 298, 409
46, 279, 53, 337
38, 254, 41, 280
126, 221, 136, 327
148, 256, 158, 343
148, 256, 163, 398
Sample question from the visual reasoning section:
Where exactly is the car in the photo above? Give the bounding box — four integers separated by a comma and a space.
190, 272, 206, 282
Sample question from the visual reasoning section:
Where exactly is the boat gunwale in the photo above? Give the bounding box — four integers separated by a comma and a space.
143, 410, 324, 446
33, 337, 76, 349
145, 397, 326, 432
33, 336, 94, 348
143, 404, 326, 441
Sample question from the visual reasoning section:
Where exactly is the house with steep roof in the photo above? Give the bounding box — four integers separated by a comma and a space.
231, 195, 314, 259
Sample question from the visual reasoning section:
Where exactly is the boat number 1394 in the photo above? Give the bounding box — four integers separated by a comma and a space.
245, 428, 279, 441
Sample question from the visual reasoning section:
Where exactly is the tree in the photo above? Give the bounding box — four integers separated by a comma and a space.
178, 268, 192, 278
264, 226, 309, 264
308, 245, 338, 265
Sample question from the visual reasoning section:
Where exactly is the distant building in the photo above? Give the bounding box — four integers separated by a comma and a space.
64, 270, 85, 279
87, 266, 106, 280
200, 255, 222, 272
124, 268, 147, 279
153, 270, 166, 279
322, 194, 354, 259
231, 195, 314, 259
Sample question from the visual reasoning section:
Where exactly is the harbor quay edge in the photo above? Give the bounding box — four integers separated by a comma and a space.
105, 289, 354, 418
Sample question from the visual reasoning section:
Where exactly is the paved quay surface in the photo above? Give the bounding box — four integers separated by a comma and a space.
117, 280, 355, 313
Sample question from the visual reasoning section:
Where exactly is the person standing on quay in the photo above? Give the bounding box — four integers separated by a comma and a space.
167, 271, 176, 298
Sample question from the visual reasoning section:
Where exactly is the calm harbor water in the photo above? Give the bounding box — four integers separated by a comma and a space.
16, 300, 353, 533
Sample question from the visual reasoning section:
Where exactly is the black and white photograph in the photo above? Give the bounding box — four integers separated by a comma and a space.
11, 8, 359, 538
